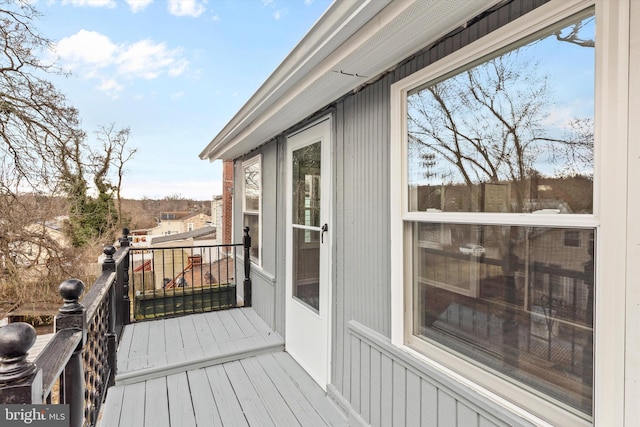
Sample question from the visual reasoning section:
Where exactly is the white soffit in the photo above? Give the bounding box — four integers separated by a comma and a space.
201, 0, 500, 161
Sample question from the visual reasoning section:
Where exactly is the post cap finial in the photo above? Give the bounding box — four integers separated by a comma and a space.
58, 279, 85, 314
0, 323, 37, 383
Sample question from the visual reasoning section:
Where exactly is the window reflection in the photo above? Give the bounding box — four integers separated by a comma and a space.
412, 223, 594, 415
407, 14, 595, 214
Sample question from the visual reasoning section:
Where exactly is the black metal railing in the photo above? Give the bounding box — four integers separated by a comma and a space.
0, 227, 252, 426
130, 240, 243, 321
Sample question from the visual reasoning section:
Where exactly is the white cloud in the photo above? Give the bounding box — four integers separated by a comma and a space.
61, 0, 116, 7
170, 91, 185, 99
55, 31, 189, 95
97, 78, 124, 98
117, 40, 186, 79
261, 0, 274, 5
126, 0, 153, 13
56, 30, 117, 69
273, 8, 287, 20
167, 0, 206, 17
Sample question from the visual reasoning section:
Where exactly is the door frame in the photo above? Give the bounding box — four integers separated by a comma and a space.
284, 115, 333, 390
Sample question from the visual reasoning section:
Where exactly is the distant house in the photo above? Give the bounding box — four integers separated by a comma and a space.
200, 1, 639, 426
152, 212, 211, 236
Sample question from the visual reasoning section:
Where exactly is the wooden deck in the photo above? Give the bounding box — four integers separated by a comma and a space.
98, 308, 347, 427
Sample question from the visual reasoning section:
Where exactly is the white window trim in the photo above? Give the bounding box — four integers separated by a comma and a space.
242, 154, 262, 266
390, 0, 629, 425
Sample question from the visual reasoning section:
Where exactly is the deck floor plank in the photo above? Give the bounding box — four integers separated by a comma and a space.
187, 369, 224, 427
98, 384, 124, 427
144, 377, 170, 427
240, 356, 302, 426
178, 316, 204, 359
256, 354, 329, 427
223, 360, 276, 427
102, 308, 337, 427
146, 317, 168, 370
205, 364, 250, 427
119, 382, 146, 427
272, 352, 347, 427
166, 372, 197, 427
163, 316, 186, 365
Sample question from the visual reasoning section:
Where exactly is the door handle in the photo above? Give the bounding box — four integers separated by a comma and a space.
321, 223, 328, 243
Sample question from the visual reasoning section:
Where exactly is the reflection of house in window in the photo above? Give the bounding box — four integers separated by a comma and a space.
564, 230, 581, 247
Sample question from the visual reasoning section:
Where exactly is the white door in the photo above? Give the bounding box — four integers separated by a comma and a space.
285, 118, 331, 390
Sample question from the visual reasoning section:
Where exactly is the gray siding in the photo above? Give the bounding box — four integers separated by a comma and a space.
232, 0, 553, 425
235, 140, 279, 330
329, 0, 551, 425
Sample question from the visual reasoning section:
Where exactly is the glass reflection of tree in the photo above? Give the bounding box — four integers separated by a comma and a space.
408, 16, 594, 213
292, 142, 321, 228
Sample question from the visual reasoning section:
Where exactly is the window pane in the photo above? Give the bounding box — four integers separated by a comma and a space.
407, 13, 594, 214
244, 161, 260, 212
243, 213, 259, 261
412, 222, 594, 416
292, 142, 321, 227
292, 228, 320, 311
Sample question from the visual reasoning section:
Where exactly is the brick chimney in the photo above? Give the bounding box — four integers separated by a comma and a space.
222, 160, 234, 245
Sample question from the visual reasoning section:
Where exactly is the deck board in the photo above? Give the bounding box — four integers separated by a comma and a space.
100, 308, 346, 427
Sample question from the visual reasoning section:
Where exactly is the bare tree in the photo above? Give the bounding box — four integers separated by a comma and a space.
408, 47, 593, 211
96, 124, 136, 228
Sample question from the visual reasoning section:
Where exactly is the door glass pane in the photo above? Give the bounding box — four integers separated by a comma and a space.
292, 142, 321, 227
407, 12, 595, 214
412, 222, 595, 416
293, 228, 320, 311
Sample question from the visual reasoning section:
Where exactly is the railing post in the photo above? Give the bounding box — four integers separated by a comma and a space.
55, 279, 86, 427
102, 245, 118, 387
119, 228, 131, 326
243, 226, 252, 307
0, 323, 43, 404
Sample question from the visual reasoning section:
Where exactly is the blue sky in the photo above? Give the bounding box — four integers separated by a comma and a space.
33, 0, 332, 200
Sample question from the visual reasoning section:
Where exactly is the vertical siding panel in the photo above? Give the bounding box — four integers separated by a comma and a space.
342, 94, 354, 403
421, 380, 438, 427
457, 403, 479, 427
275, 137, 287, 336
438, 391, 457, 427
360, 341, 371, 423
406, 370, 421, 426
392, 362, 406, 427
370, 348, 382, 427
380, 354, 393, 427
350, 334, 361, 413
334, 100, 346, 394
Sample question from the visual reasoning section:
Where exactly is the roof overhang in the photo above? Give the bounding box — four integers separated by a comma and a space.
199, 0, 502, 161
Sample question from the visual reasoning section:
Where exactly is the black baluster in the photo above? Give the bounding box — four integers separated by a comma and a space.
119, 228, 131, 325
243, 226, 252, 307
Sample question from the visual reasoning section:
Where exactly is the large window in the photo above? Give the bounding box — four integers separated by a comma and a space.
393, 5, 596, 425
242, 155, 261, 264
